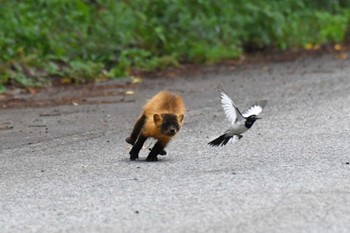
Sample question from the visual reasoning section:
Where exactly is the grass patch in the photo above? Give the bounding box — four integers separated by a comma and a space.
0, 0, 350, 92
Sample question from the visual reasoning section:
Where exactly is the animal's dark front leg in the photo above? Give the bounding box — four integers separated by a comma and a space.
146, 141, 165, 162
126, 115, 146, 145
238, 135, 243, 140
129, 135, 147, 161
149, 148, 167, 155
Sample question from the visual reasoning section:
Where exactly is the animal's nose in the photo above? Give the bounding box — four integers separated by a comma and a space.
170, 128, 176, 133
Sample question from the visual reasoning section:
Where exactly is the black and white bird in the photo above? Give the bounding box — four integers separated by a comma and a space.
208, 88, 267, 147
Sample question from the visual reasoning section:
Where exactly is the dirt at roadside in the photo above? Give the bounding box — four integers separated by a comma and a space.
0, 44, 348, 109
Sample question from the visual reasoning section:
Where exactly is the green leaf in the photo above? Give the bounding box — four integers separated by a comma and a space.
12, 72, 36, 87
0, 85, 6, 93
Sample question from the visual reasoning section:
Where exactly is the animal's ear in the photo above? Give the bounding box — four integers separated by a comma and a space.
153, 114, 163, 126
178, 114, 184, 123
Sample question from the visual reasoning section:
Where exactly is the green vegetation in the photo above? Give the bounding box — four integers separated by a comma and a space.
1, 0, 350, 92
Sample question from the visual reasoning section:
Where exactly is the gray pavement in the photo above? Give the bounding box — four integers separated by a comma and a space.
1, 54, 350, 233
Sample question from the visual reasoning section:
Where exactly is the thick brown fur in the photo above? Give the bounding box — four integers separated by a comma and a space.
126, 91, 185, 161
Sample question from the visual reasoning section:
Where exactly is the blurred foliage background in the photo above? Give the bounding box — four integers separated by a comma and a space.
0, 0, 349, 92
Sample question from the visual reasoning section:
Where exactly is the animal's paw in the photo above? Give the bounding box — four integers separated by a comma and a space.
129, 152, 139, 161
159, 150, 167, 156
149, 148, 167, 155
126, 137, 135, 145
146, 156, 158, 162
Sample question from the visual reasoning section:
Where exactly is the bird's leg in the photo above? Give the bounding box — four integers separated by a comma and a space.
238, 135, 243, 140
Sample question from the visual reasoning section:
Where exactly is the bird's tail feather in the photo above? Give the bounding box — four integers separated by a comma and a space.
208, 134, 232, 147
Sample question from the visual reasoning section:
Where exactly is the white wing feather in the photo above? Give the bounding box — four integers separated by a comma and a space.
220, 91, 244, 125
242, 100, 267, 117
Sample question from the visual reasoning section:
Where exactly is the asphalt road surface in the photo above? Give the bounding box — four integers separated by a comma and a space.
1, 54, 350, 233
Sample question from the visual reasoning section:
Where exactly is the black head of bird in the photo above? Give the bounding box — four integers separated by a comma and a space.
245, 115, 261, 128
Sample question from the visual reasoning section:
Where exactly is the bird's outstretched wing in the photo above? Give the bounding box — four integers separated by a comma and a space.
242, 100, 268, 118
219, 88, 244, 125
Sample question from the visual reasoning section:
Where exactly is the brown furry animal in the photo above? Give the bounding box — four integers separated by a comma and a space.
126, 91, 185, 161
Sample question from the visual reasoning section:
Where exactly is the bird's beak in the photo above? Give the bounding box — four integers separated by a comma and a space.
256, 117, 262, 120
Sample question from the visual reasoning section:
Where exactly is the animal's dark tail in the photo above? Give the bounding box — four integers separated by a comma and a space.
208, 134, 232, 147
